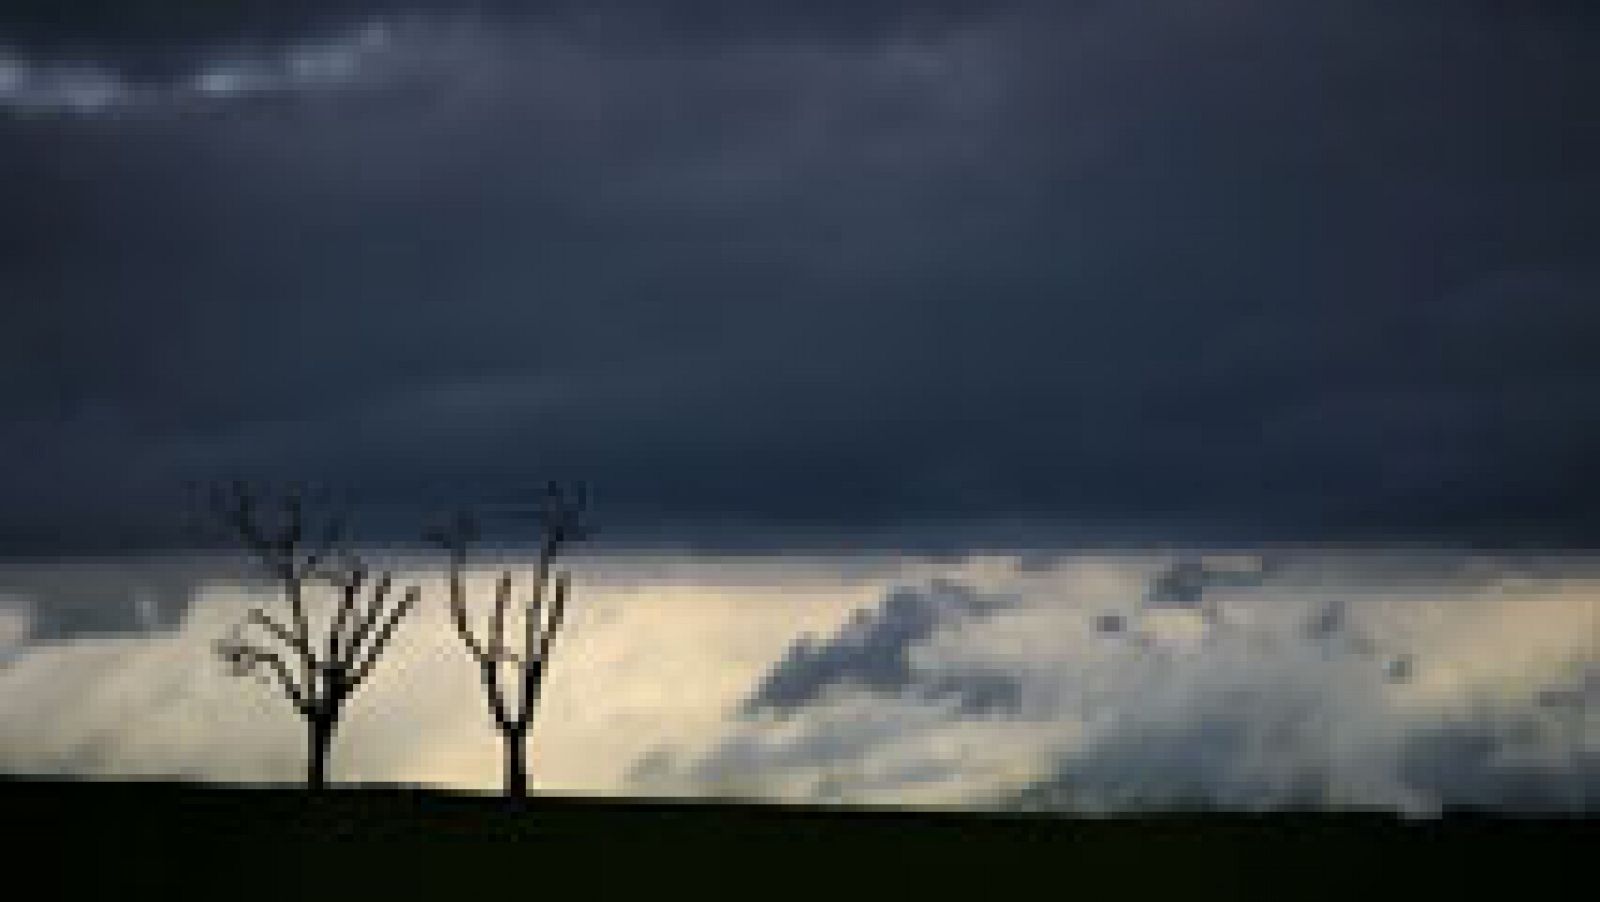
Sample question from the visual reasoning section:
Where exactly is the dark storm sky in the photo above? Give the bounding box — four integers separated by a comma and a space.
2, 1, 1597, 552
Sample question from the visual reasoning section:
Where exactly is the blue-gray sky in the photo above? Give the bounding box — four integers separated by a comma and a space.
3, 1, 1597, 552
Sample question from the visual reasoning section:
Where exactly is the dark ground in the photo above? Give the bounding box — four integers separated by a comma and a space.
5, 777, 1590, 893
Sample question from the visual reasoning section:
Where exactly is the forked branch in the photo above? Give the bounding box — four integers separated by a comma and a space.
206, 481, 420, 790
427, 480, 591, 796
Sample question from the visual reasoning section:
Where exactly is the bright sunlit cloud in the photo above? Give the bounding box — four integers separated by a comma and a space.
0, 549, 1594, 814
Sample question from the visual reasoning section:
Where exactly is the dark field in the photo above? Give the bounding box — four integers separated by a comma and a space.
6, 777, 1590, 893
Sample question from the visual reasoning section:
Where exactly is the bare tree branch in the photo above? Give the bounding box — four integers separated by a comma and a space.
451, 569, 488, 664
328, 566, 367, 665
211, 481, 274, 559
436, 482, 590, 796
304, 516, 350, 581
520, 572, 568, 723
482, 661, 513, 733
245, 608, 313, 665
490, 570, 512, 663
206, 480, 421, 791
351, 587, 420, 687
216, 638, 308, 712
280, 488, 304, 554
343, 572, 392, 664
255, 650, 310, 712
431, 516, 490, 664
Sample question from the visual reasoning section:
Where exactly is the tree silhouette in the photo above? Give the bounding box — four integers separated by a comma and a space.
428, 481, 590, 798
207, 481, 419, 791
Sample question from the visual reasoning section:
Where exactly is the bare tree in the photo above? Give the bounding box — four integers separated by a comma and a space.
427, 481, 590, 798
207, 481, 420, 791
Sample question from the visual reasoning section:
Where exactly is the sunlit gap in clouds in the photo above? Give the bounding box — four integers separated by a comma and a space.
0, 546, 1596, 815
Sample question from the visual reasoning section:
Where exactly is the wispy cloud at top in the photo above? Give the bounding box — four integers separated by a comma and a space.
0, 18, 410, 115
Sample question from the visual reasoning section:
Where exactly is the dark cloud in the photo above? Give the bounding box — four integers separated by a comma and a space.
0, 556, 212, 641
1397, 718, 1600, 814
1146, 557, 1271, 608
2, 0, 1598, 552
1304, 601, 1351, 642
744, 580, 1016, 715
0, 1, 1002, 65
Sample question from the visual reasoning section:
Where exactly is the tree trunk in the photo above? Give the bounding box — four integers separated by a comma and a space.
504, 730, 528, 799
307, 716, 336, 792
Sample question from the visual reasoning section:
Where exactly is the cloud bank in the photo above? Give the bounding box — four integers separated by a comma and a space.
1, 1, 1597, 550
0, 550, 1594, 814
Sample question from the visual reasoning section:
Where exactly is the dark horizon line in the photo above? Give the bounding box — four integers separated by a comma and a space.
8, 517, 1600, 562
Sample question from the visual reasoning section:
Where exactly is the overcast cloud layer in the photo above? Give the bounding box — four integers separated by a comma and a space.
3, 1, 1598, 551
